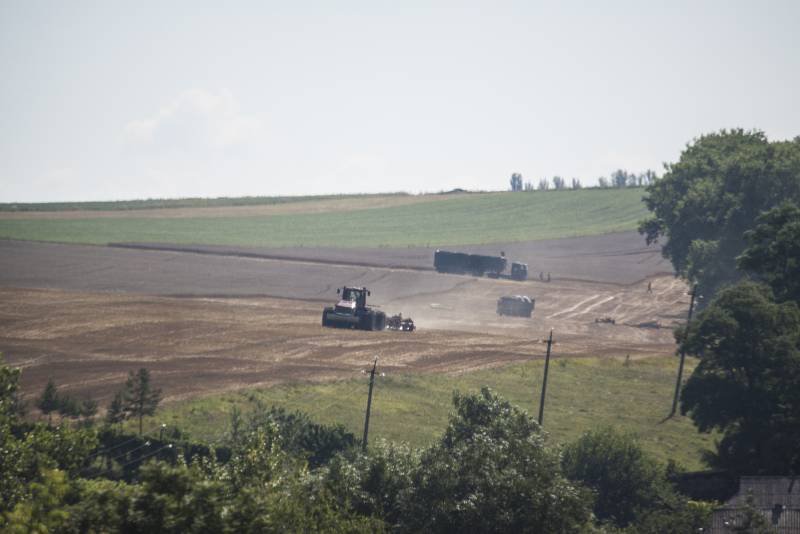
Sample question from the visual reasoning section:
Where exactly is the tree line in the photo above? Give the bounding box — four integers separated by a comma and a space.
509, 169, 658, 192
1, 360, 715, 533
36, 368, 161, 436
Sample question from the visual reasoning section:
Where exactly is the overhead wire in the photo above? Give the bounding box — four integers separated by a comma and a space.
107, 440, 153, 464
85, 434, 141, 461
116, 443, 174, 470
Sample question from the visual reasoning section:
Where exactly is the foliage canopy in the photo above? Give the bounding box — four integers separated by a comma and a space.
737, 201, 800, 303
123, 369, 162, 436
679, 281, 800, 474
562, 427, 663, 527
639, 129, 800, 297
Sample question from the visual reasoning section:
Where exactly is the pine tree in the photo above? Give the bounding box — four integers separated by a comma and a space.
80, 396, 98, 423
123, 368, 162, 435
57, 395, 80, 421
105, 391, 126, 429
36, 378, 59, 425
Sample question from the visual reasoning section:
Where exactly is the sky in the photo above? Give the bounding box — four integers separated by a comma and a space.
1, 0, 798, 202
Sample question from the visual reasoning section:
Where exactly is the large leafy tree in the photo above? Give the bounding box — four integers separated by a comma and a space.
240, 403, 355, 468
639, 130, 800, 297
737, 201, 800, 303
0, 356, 26, 513
401, 387, 592, 533
679, 281, 800, 474
562, 427, 712, 532
0, 356, 97, 519
562, 427, 663, 528
323, 440, 418, 527
323, 388, 594, 533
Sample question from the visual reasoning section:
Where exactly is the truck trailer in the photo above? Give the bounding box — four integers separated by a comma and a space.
434, 250, 527, 280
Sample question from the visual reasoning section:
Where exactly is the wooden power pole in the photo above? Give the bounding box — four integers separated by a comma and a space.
538, 329, 554, 426
362, 357, 378, 452
670, 285, 698, 418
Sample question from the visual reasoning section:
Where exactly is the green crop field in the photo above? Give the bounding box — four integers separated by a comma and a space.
0, 192, 390, 212
0, 188, 648, 247
147, 355, 714, 470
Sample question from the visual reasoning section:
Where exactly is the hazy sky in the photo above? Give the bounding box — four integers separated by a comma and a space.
1, 1, 798, 202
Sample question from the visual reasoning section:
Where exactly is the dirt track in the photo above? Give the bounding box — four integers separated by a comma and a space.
0, 235, 686, 406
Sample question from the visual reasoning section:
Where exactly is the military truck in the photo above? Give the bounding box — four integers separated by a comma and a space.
434, 250, 528, 280
496, 295, 535, 318
322, 286, 386, 331
434, 250, 506, 276
506, 262, 529, 281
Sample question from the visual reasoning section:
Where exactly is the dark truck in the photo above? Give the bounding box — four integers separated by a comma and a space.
434, 250, 528, 281
496, 295, 535, 318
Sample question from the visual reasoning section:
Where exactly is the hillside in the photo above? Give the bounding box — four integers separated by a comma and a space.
155, 355, 712, 470
0, 188, 648, 247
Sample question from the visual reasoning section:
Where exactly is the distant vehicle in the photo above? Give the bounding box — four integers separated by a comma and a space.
434, 250, 528, 280
322, 286, 386, 331
509, 262, 529, 281
386, 313, 416, 332
496, 295, 535, 318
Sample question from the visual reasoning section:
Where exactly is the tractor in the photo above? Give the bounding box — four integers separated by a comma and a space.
322, 286, 386, 331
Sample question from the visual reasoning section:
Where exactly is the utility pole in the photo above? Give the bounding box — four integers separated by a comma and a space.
362, 357, 378, 452
670, 285, 698, 418
538, 329, 554, 426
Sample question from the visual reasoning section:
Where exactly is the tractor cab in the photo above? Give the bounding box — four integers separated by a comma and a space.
335, 286, 369, 314
510, 262, 528, 281
323, 286, 386, 331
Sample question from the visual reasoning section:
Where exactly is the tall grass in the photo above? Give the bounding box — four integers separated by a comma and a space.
150, 355, 713, 470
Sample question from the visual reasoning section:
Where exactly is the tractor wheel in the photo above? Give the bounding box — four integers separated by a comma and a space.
322, 309, 331, 327
374, 311, 386, 331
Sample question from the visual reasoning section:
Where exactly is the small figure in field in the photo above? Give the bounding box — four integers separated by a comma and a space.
539, 271, 544, 281
647, 281, 653, 293
546, 272, 551, 283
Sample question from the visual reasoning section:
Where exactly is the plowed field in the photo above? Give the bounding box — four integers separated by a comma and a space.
0, 234, 686, 406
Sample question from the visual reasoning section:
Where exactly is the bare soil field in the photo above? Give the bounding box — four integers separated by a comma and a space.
0, 234, 686, 407
2, 230, 672, 288
115, 229, 671, 285
116, 230, 671, 285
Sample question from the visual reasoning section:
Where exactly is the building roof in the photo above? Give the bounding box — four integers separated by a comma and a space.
726, 477, 799, 508
711, 477, 800, 533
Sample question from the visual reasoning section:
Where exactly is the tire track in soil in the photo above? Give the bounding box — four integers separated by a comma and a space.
0, 235, 685, 407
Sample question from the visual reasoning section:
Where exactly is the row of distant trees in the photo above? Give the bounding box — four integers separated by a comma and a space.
36, 368, 161, 435
509, 169, 659, 192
